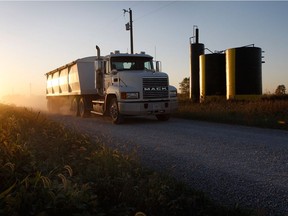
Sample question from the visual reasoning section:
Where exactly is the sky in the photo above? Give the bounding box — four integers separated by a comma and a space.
0, 1, 288, 98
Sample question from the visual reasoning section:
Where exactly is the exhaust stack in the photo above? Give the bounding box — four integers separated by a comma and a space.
96, 45, 100, 59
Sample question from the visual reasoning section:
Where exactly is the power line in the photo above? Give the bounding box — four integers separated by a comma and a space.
134, 1, 176, 22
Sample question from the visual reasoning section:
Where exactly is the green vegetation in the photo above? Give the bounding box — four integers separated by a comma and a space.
175, 95, 288, 130
0, 104, 248, 215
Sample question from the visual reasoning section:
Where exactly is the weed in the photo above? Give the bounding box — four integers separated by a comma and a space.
0, 104, 250, 215
175, 97, 288, 130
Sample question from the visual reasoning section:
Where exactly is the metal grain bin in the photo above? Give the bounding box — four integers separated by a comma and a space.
200, 53, 226, 101
226, 46, 262, 100
190, 27, 205, 102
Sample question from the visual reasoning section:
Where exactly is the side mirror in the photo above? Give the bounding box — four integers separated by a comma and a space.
111, 69, 118, 75
156, 61, 162, 72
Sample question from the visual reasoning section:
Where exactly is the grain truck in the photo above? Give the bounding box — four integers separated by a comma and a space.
45, 46, 178, 123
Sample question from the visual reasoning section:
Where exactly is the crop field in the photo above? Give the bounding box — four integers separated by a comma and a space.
175, 96, 288, 130
0, 104, 249, 216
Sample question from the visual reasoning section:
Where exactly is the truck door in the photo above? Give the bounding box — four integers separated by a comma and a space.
104, 61, 113, 93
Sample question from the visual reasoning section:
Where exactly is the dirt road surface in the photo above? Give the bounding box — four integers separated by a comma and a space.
49, 114, 288, 215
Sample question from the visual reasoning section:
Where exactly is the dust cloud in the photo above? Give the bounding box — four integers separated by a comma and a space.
0, 94, 47, 111
47, 97, 74, 116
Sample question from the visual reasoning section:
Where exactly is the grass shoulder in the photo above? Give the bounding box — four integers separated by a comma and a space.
174, 95, 288, 130
0, 104, 251, 215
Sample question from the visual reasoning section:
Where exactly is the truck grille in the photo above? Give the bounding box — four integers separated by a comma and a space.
143, 77, 169, 99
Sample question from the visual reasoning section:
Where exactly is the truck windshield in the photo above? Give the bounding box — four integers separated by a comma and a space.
111, 57, 153, 71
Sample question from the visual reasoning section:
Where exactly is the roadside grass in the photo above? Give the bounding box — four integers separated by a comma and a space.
174, 95, 288, 130
0, 104, 250, 215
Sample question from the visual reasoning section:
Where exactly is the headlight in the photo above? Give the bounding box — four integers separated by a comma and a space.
121, 92, 139, 99
169, 90, 177, 98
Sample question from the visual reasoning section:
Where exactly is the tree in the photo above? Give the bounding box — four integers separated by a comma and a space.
179, 77, 190, 95
275, 84, 286, 95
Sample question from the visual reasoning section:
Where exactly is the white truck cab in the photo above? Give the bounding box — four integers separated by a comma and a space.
46, 46, 178, 124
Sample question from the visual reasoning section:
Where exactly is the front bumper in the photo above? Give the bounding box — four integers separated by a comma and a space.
118, 100, 178, 116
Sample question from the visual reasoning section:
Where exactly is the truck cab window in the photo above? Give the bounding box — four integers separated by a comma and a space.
111, 57, 153, 71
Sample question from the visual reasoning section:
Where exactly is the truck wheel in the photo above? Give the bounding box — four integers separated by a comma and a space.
156, 114, 170, 121
79, 97, 89, 118
109, 98, 123, 124
71, 97, 79, 117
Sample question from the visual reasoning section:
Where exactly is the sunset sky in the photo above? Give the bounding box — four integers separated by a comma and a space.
0, 1, 287, 98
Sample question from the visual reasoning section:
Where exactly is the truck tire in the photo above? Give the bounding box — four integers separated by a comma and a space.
79, 97, 90, 118
71, 97, 79, 117
156, 114, 170, 121
109, 98, 123, 124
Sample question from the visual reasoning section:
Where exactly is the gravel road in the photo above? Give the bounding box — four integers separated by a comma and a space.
49, 114, 288, 215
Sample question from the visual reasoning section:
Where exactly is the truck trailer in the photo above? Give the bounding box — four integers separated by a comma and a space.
45, 46, 178, 123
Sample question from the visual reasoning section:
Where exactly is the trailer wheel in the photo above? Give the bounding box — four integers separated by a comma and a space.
71, 97, 79, 117
109, 98, 123, 124
156, 114, 170, 121
79, 97, 89, 118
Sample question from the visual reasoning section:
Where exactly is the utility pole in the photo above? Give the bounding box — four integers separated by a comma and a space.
123, 8, 133, 54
